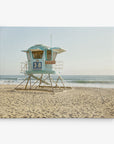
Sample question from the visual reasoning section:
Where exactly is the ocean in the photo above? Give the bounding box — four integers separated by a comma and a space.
0, 75, 114, 88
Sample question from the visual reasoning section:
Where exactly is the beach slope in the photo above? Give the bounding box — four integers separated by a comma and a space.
0, 85, 114, 118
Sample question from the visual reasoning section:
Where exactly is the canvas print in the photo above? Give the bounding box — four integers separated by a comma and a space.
0, 27, 114, 118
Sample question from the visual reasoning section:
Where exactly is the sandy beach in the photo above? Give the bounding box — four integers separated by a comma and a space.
0, 84, 114, 118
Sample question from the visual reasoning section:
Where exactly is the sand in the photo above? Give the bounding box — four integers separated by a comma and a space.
0, 84, 114, 118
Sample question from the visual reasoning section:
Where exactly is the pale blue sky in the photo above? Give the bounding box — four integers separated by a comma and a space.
0, 27, 114, 75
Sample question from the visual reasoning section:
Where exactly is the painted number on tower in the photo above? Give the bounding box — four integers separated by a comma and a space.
33, 62, 42, 70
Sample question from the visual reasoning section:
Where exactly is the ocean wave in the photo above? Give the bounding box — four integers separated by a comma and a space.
68, 80, 114, 84
0, 78, 18, 80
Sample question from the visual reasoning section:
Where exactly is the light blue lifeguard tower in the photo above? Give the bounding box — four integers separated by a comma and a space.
16, 44, 68, 92
23, 44, 65, 74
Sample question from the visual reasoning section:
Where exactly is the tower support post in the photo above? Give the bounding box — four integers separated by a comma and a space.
25, 75, 31, 89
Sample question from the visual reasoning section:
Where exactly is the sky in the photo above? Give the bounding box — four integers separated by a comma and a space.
0, 27, 114, 75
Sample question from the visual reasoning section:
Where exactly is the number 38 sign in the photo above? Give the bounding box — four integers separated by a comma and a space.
33, 62, 42, 70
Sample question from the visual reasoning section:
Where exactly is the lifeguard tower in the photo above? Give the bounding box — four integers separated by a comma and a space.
16, 44, 70, 93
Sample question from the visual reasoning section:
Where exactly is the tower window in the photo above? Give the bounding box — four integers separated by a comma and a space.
32, 51, 44, 59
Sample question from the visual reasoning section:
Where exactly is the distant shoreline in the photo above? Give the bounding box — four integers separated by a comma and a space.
0, 83, 114, 89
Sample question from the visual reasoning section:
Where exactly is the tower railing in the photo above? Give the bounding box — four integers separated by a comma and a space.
20, 61, 28, 74
53, 60, 64, 74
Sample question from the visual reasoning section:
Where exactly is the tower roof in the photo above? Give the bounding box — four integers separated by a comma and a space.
28, 44, 49, 51
22, 44, 66, 54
